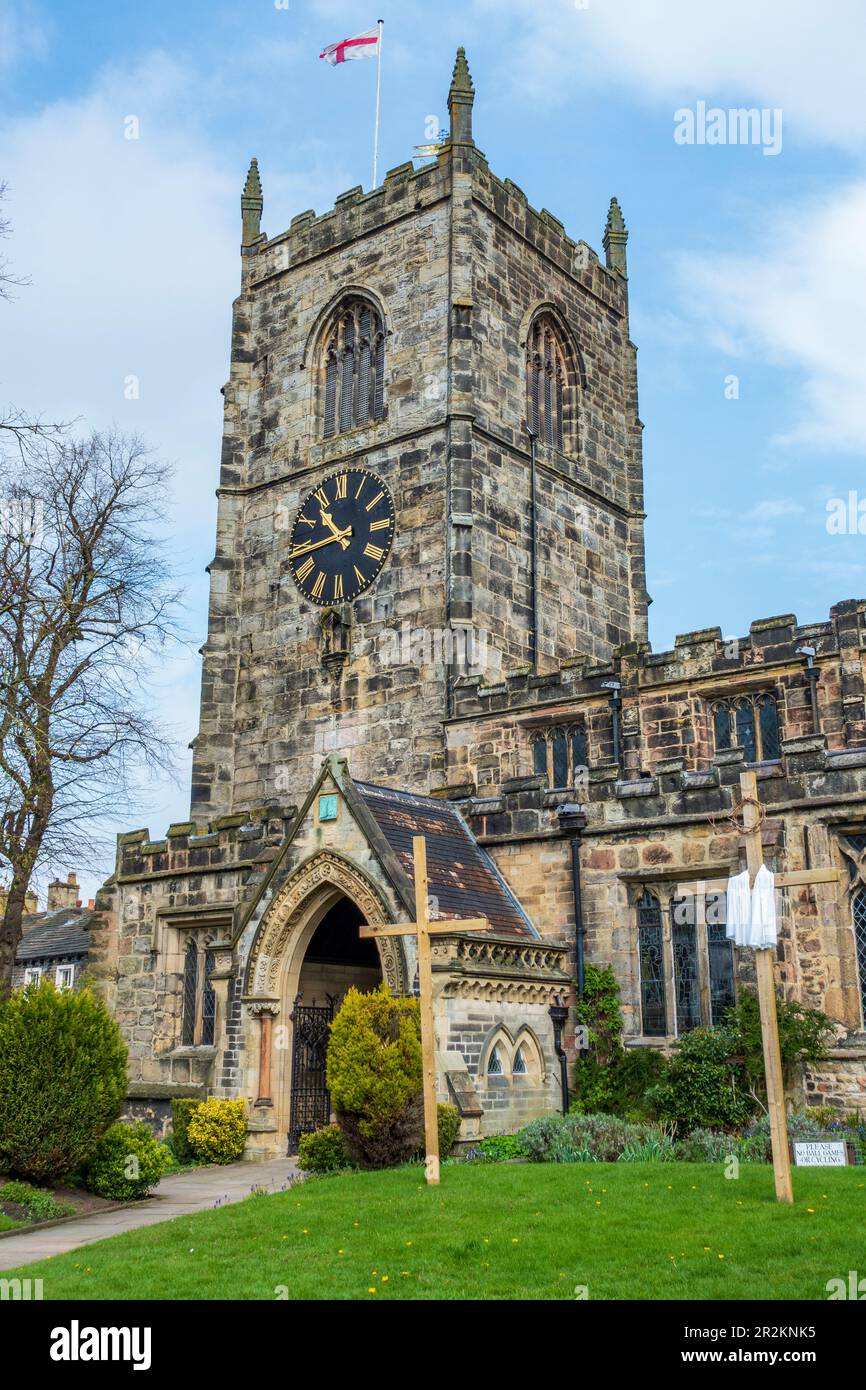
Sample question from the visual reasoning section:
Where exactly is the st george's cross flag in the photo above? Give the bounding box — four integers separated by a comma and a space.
320, 27, 381, 65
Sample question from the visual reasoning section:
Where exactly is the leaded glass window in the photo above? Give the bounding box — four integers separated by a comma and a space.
182, 940, 198, 1046
533, 735, 548, 780
552, 729, 568, 787
201, 949, 216, 1046
527, 315, 569, 451
487, 1045, 503, 1075
672, 903, 701, 1034
571, 726, 588, 780
853, 888, 866, 1023
513, 1046, 527, 1075
638, 891, 667, 1037
707, 913, 736, 1026
712, 692, 781, 762
323, 299, 385, 438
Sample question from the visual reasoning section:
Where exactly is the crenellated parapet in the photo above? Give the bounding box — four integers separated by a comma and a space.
115, 804, 297, 883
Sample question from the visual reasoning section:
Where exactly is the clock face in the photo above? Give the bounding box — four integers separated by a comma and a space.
288, 467, 396, 606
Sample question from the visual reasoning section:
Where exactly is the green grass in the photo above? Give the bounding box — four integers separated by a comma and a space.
0, 1211, 23, 1232
5, 1162, 865, 1300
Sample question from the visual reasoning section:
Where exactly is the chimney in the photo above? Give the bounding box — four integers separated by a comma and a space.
47, 872, 80, 912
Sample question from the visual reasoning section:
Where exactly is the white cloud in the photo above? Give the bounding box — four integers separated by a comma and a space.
677, 181, 866, 454
473, 0, 866, 147
0, 0, 50, 77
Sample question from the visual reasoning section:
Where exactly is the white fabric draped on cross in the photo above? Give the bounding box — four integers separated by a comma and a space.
726, 865, 777, 948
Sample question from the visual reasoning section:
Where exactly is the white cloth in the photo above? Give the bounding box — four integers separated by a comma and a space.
726, 870, 752, 947
726, 866, 777, 949
749, 864, 777, 949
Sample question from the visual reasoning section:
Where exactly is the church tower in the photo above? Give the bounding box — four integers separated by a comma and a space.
190, 48, 648, 824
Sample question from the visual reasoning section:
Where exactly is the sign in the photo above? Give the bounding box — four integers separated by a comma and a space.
318, 794, 338, 822
792, 1140, 848, 1167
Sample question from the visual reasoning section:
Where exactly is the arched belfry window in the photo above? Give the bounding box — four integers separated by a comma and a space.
526, 314, 573, 452
323, 298, 385, 438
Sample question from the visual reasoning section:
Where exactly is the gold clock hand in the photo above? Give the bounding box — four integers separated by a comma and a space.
319, 508, 352, 550
289, 528, 353, 560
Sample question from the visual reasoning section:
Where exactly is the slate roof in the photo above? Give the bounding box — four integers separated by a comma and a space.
355, 781, 537, 939
15, 908, 92, 964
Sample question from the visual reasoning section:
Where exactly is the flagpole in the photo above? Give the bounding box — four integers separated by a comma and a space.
372, 19, 383, 187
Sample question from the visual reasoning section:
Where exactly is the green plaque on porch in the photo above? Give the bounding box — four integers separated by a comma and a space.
319, 794, 338, 822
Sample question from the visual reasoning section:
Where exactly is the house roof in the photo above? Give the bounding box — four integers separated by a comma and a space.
15, 908, 92, 964
355, 781, 537, 939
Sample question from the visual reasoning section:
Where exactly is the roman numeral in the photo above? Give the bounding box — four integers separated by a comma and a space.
353, 565, 366, 587
311, 570, 326, 599
369, 517, 390, 531
295, 556, 314, 582
333, 573, 343, 600
297, 514, 315, 528
314, 486, 329, 509
365, 491, 384, 512
364, 543, 384, 562
334, 474, 348, 500
354, 476, 366, 499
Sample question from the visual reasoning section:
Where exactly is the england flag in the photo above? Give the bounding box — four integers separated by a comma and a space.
320, 27, 381, 65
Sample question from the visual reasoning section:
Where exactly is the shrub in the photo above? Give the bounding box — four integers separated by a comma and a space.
647, 1027, 754, 1135
327, 985, 423, 1169
519, 1111, 667, 1163
0, 1180, 74, 1223
83, 1121, 170, 1200
186, 1098, 247, 1164
0, 979, 128, 1182
466, 1133, 529, 1163
437, 1103, 461, 1158
674, 1127, 744, 1164
571, 966, 666, 1117
298, 1125, 351, 1174
725, 991, 833, 1101
170, 1098, 202, 1165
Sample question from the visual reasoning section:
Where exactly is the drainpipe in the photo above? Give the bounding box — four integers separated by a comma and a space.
525, 423, 539, 673
602, 679, 622, 767
558, 803, 588, 997
796, 645, 821, 735
548, 996, 570, 1115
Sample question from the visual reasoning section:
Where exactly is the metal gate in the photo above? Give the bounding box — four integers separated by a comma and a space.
287, 995, 336, 1154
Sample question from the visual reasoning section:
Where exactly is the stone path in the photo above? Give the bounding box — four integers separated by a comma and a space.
0, 1157, 299, 1271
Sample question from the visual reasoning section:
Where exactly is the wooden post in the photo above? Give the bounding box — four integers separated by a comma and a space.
737, 771, 838, 1204
359, 835, 490, 1185
413, 839, 441, 1184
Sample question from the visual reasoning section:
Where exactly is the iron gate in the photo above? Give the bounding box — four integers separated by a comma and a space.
287, 995, 336, 1154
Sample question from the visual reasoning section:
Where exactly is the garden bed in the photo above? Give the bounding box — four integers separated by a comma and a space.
0, 1177, 124, 1234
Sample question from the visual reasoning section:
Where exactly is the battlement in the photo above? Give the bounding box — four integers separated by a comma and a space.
453, 602, 866, 721
115, 803, 297, 882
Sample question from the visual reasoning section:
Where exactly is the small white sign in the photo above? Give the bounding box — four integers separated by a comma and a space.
793, 1140, 847, 1167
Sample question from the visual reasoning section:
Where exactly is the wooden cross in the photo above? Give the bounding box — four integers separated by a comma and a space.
360, 835, 490, 1185
738, 770, 839, 1203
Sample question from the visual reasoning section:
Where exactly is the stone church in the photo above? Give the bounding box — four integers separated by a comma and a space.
90, 50, 866, 1157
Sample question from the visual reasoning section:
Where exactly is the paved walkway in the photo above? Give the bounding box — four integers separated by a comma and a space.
0, 1158, 299, 1270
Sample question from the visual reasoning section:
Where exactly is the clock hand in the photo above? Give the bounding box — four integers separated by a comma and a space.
289, 528, 353, 560
319, 508, 352, 550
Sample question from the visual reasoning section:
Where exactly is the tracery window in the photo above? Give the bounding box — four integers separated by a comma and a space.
711, 692, 780, 762
840, 832, 866, 1025
322, 298, 385, 438
531, 723, 590, 788
526, 314, 571, 451
669, 893, 736, 1033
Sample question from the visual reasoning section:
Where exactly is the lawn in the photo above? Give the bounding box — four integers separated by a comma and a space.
5, 1162, 865, 1300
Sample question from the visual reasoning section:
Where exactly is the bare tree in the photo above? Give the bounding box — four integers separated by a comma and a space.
0, 431, 183, 991
0, 181, 29, 301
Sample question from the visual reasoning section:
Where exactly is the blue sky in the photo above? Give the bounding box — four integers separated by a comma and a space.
2, 0, 866, 898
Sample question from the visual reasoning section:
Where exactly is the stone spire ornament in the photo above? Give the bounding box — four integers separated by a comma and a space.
241, 157, 264, 248
603, 196, 628, 276
448, 47, 475, 146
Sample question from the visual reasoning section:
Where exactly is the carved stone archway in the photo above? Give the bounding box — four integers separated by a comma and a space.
242, 851, 409, 1155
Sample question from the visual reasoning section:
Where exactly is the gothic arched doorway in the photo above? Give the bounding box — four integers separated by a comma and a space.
287, 897, 383, 1151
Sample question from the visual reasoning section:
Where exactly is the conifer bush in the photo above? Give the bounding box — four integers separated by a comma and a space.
84, 1122, 170, 1200
326, 985, 423, 1168
170, 1097, 202, 1164
0, 979, 128, 1182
